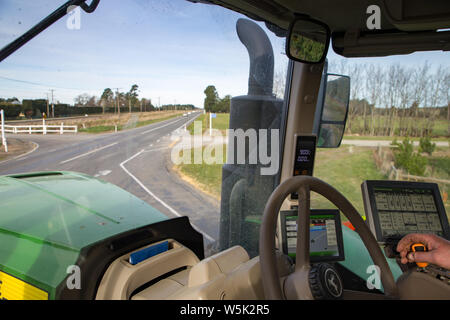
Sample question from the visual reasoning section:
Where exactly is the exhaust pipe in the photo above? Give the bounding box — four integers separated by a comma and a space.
219, 19, 284, 257
236, 19, 274, 96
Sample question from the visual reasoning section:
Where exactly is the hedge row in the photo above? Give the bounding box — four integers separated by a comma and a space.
0, 103, 152, 119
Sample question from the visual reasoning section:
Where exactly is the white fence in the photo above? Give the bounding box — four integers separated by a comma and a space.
3, 123, 77, 135
1, 109, 7, 152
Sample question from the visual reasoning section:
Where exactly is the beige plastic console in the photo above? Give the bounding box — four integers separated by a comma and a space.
96, 239, 200, 300
132, 245, 267, 300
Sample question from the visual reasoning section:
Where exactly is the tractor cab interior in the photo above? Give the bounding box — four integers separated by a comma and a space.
1, 0, 449, 301
94, 1, 450, 300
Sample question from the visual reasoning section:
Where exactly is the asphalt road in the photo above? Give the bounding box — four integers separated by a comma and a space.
0, 112, 220, 253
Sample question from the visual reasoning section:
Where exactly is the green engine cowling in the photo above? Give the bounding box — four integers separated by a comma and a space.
339, 226, 403, 292
0, 171, 192, 300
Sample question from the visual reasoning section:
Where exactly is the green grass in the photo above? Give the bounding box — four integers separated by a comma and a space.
311, 146, 386, 218
187, 113, 230, 135
79, 125, 122, 133
428, 157, 450, 177
210, 113, 230, 133
176, 145, 227, 197
187, 114, 207, 135
343, 135, 449, 142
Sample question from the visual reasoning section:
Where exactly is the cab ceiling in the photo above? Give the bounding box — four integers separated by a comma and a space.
189, 0, 450, 57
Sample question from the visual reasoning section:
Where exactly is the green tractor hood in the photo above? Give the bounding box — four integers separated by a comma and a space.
0, 171, 169, 299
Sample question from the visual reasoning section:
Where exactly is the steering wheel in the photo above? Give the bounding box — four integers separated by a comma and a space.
259, 175, 398, 299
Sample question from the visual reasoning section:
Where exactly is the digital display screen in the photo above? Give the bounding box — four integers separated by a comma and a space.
291, 136, 316, 199
281, 209, 344, 262
362, 181, 450, 243
373, 187, 443, 238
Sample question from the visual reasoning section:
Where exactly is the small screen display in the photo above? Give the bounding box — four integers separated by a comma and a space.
373, 187, 444, 238
281, 209, 344, 262
291, 136, 316, 199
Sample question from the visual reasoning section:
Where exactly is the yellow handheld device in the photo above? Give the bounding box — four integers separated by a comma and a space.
411, 243, 429, 268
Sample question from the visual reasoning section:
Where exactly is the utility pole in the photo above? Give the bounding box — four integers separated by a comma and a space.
50, 89, 55, 118
46, 92, 49, 118
113, 88, 121, 116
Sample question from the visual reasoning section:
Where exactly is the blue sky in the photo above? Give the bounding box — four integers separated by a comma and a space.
0, 0, 449, 107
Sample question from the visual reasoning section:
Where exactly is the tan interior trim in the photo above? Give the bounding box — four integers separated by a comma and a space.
132, 245, 269, 300
276, 61, 324, 250
279, 61, 324, 196
95, 239, 200, 300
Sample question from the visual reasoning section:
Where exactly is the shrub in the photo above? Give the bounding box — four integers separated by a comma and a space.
0, 103, 21, 118
391, 137, 428, 176
418, 136, 436, 156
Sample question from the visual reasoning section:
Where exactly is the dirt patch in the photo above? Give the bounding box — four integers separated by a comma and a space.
0, 138, 36, 162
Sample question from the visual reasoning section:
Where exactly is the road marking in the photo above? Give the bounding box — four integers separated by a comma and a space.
0, 141, 39, 165
94, 170, 112, 177
140, 118, 183, 135
120, 150, 216, 243
142, 146, 169, 153
59, 142, 118, 164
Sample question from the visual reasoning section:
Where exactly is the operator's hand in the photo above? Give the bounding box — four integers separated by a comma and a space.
397, 233, 450, 270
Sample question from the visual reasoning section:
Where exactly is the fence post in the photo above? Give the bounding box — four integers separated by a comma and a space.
29, 126, 32, 134
1, 109, 7, 152
60, 122, 63, 135
43, 118, 47, 135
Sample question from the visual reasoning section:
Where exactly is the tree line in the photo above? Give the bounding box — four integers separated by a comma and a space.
328, 61, 449, 137
203, 85, 231, 113
76, 84, 154, 113
0, 84, 197, 119
75, 85, 196, 113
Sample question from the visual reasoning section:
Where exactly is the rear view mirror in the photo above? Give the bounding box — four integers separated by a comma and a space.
315, 73, 350, 148
286, 17, 330, 64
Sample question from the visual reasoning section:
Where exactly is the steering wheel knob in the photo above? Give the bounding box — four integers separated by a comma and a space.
309, 263, 343, 300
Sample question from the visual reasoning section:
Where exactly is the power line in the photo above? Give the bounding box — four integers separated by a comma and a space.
0, 75, 99, 92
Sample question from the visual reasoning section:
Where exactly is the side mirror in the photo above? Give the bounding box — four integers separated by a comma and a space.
286, 17, 331, 64
314, 73, 350, 148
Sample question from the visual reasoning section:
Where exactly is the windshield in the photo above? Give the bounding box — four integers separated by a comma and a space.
311, 52, 449, 221
0, 0, 448, 259
0, 0, 290, 257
